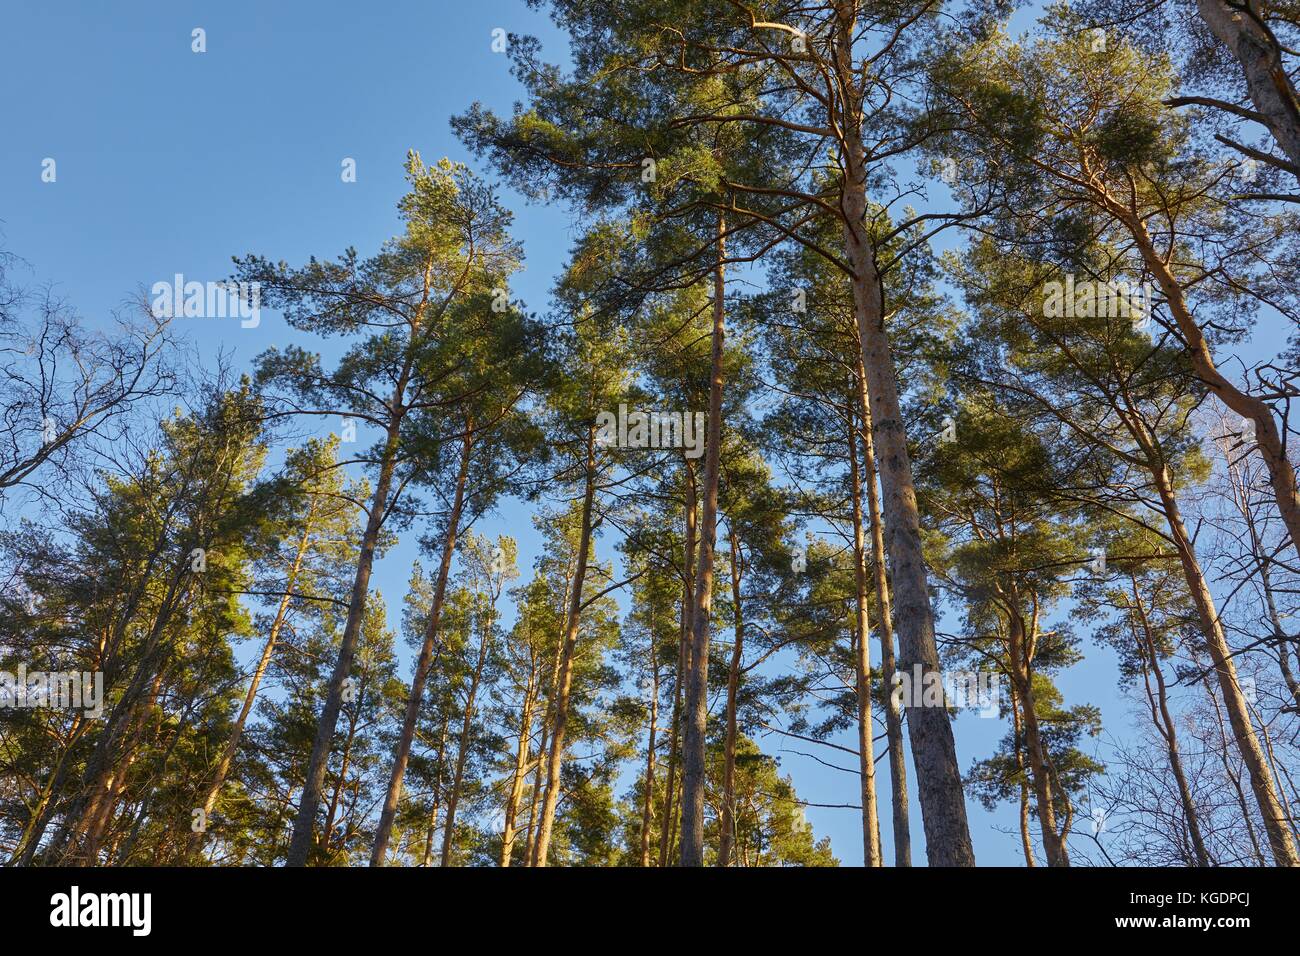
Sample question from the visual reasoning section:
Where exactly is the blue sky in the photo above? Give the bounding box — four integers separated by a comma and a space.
2, 0, 1198, 866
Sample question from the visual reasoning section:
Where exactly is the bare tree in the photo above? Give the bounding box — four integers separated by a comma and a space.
0, 262, 175, 508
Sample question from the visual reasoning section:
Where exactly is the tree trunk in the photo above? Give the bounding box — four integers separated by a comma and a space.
1007, 607, 1068, 867
1260, 552, 1300, 708
440, 602, 493, 867
527, 551, 576, 864
836, 67, 974, 864
370, 422, 473, 865
847, 413, 883, 866
422, 717, 450, 866
188, 498, 317, 860
1147, 459, 1299, 864
1202, 672, 1268, 863
65, 656, 170, 864
423, 802, 441, 867
718, 529, 743, 867
832, 3, 973, 865
640, 638, 660, 867
1197, 0, 1300, 179
1128, 572, 1211, 866
53, 554, 191, 863
10, 713, 88, 865
522, 723, 545, 866
1227, 453, 1300, 708
287, 408, 406, 866
679, 209, 726, 867
1010, 689, 1036, 867
323, 691, 362, 859
659, 456, 697, 866
1118, 207, 1300, 569
501, 671, 537, 868
854, 359, 912, 866
532, 423, 599, 866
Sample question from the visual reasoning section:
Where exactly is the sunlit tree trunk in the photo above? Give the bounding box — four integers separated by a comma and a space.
834, 4, 974, 865
440, 599, 493, 867
1002, 589, 1068, 867
1117, 205, 1300, 571
188, 498, 317, 860
422, 718, 450, 866
718, 529, 744, 867
289, 402, 408, 866
640, 635, 660, 867
659, 455, 696, 867
370, 421, 473, 865
501, 669, 537, 868
847, 414, 883, 866
1009, 690, 1036, 867
854, 361, 911, 866
323, 691, 363, 860
1196, 0, 1300, 177
533, 423, 599, 866
72, 666, 167, 864
680, 209, 726, 867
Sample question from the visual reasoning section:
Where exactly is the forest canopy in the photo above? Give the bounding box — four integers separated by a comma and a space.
2, 0, 1300, 870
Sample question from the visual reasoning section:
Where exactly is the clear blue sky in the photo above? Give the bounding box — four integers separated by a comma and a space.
3, 0, 1156, 866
